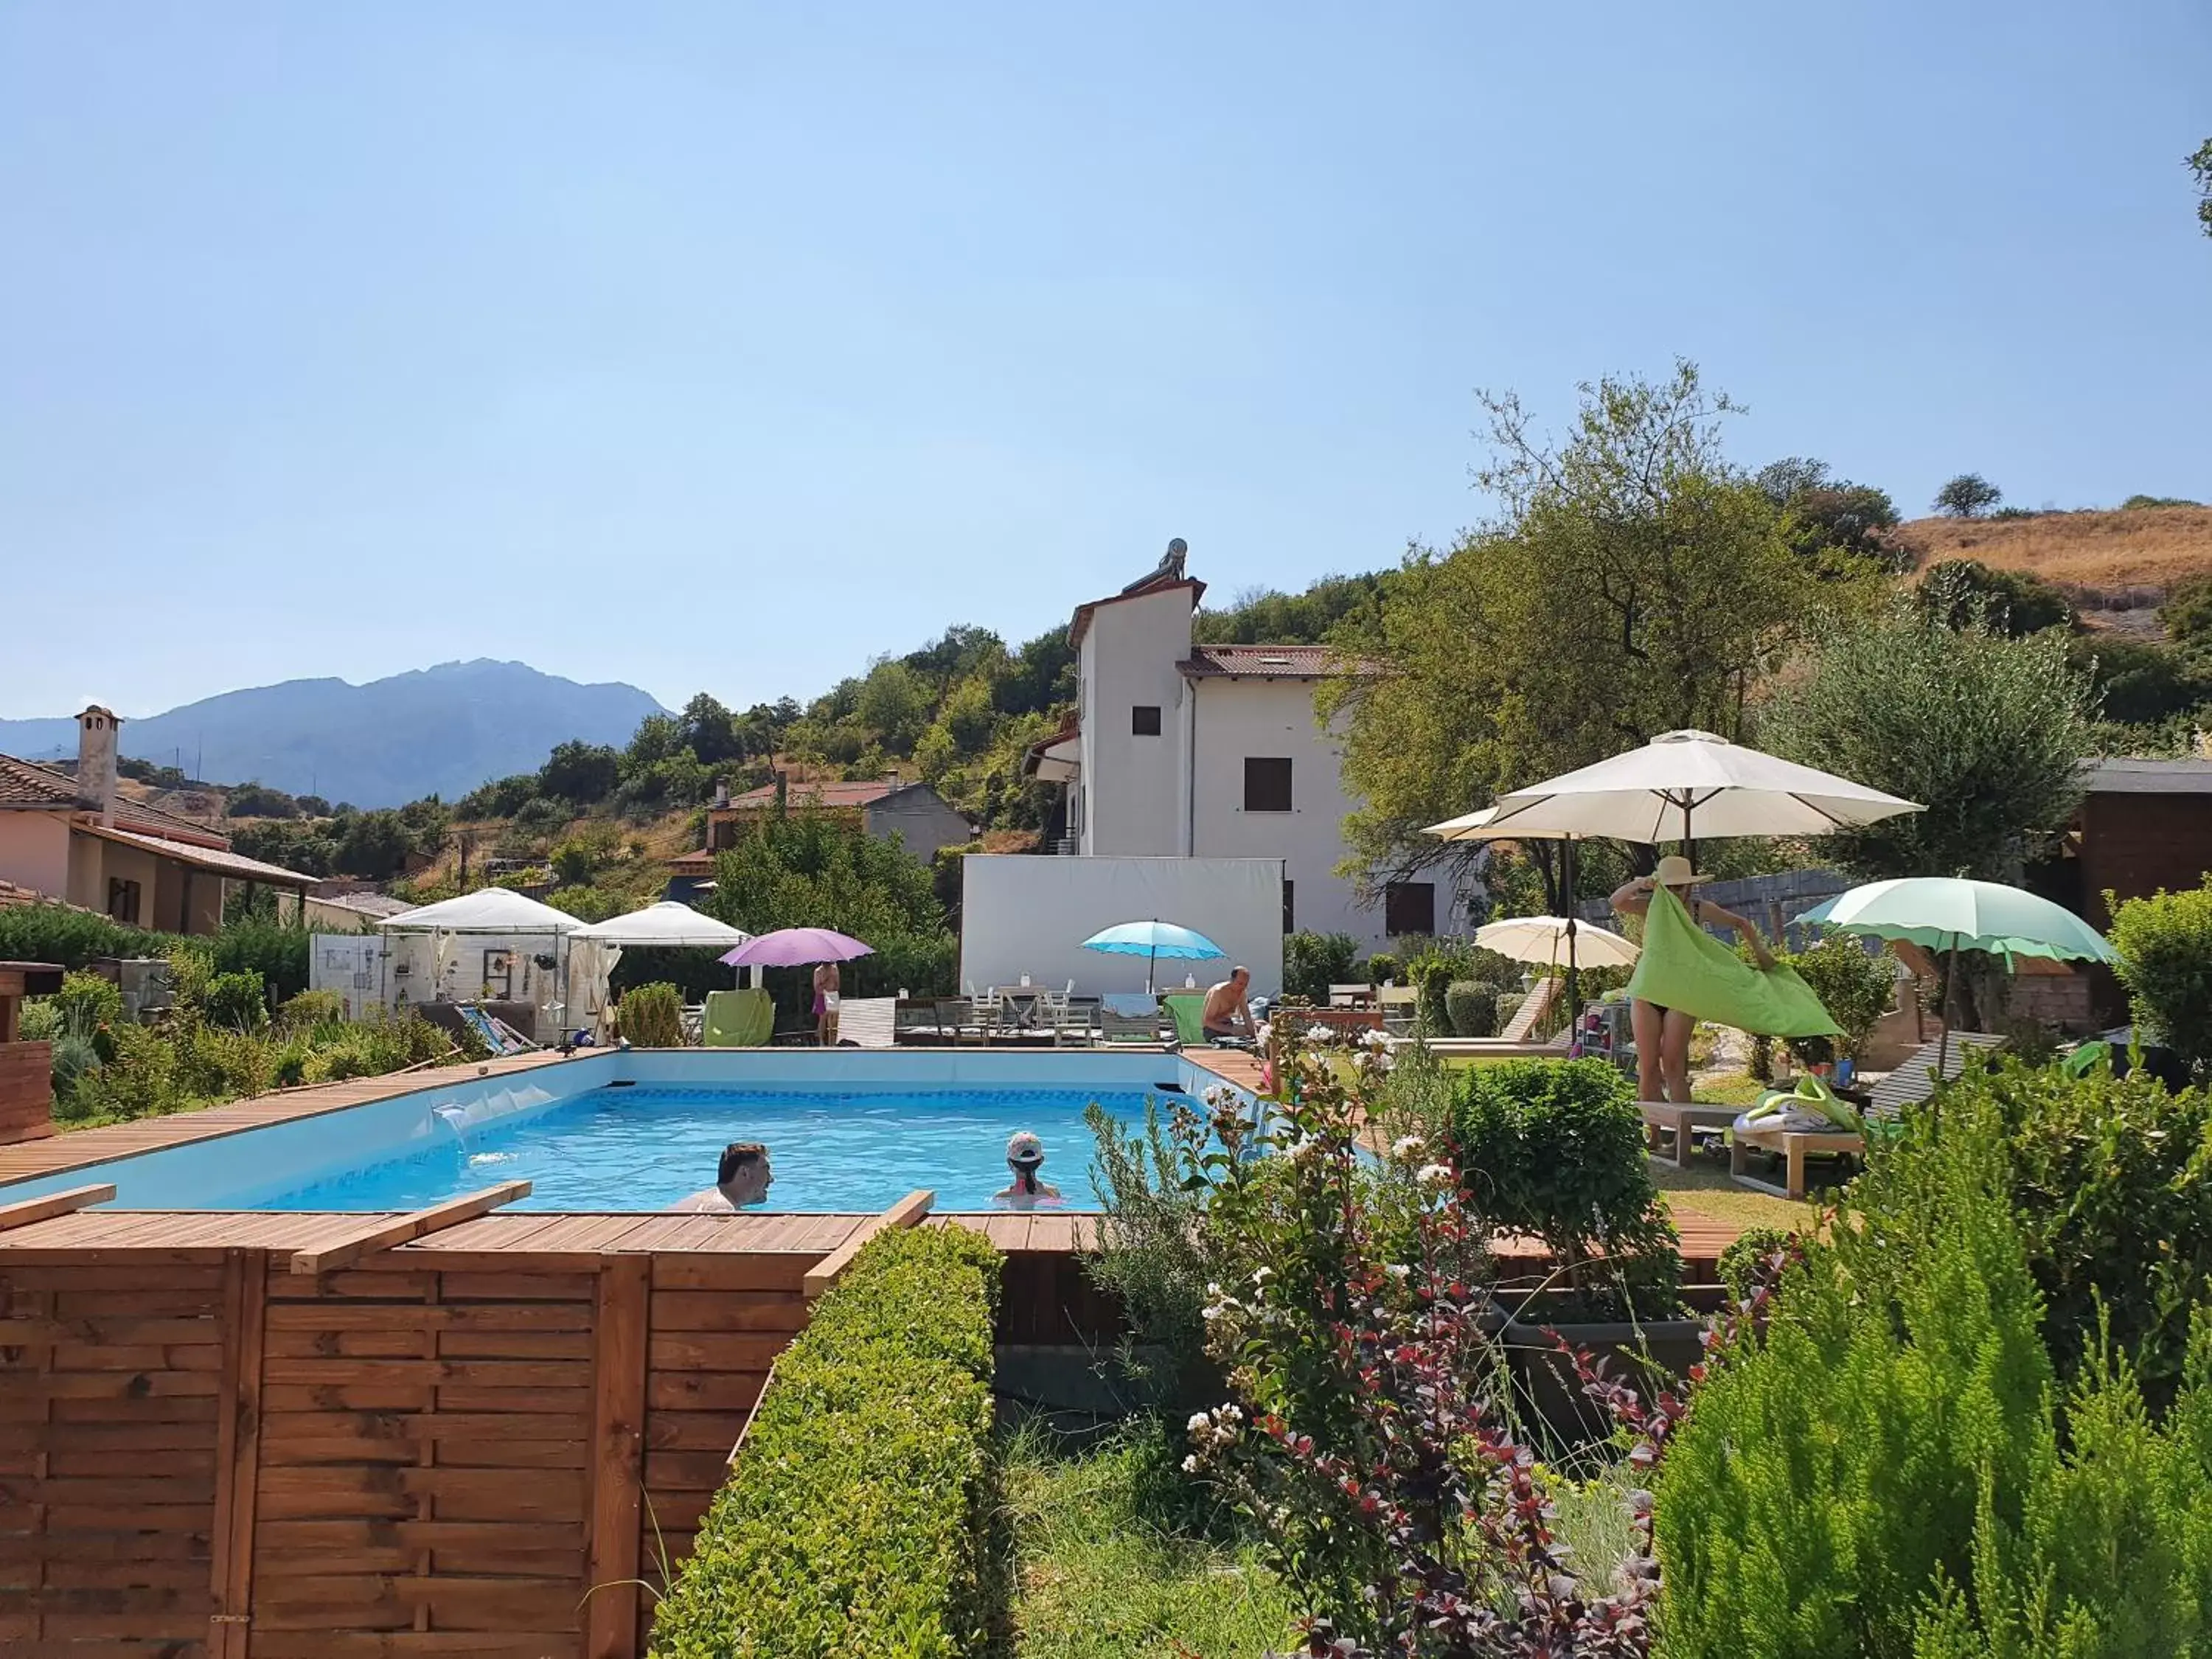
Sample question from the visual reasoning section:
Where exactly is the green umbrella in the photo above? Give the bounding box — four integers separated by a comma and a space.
1793, 877, 2116, 1072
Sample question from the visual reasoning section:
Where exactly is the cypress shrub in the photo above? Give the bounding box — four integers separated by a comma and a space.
649, 1224, 1004, 1659
1655, 1084, 2212, 1658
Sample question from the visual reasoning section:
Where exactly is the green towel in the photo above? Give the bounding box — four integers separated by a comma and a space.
1163, 993, 1207, 1046
702, 987, 774, 1048
1625, 885, 1841, 1040
1746, 1074, 1861, 1132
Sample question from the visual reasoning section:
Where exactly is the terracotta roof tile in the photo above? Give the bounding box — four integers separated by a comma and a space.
0, 754, 79, 808
1180, 644, 1349, 679
725, 779, 905, 810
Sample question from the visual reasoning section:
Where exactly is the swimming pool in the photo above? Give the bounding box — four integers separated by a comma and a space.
0, 1050, 1249, 1214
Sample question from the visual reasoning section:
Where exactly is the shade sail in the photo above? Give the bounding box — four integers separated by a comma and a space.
1793, 878, 2117, 964
1474, 915, 1640, 970
719, 928, 874, 968
569, 901, 753, 950
376, 888, 585, 933
1483, 729, 1923, 844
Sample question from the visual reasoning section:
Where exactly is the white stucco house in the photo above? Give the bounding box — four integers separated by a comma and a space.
1025, 546, 1468, 953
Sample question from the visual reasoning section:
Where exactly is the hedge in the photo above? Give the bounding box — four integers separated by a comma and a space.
648, 1222, 1004, 1658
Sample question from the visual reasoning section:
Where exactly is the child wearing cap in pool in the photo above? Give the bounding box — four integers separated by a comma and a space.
992, 1130, 1063, 1211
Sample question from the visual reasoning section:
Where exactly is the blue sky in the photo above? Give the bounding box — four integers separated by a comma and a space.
3, 1, 2207, 719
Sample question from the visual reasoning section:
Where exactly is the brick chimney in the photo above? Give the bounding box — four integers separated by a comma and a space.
75, 706, 120, 826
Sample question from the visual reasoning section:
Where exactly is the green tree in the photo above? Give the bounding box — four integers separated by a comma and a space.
1934, 472, 2003, 518
1755, 456, 1905, 573
537, 740, 620, 807
223, 782, 298, 819
679, 692, 745, 766
335, 810, 417, 879
2191, 137, 2212, 235
621, 712, 686, 776
1919, 557, 2076, 638
1326, 361, 1848, 905
853, 660, 933, 754
1759, 600, 2098, 882
1194, 572, 1390, 644
936, 675, 998, 754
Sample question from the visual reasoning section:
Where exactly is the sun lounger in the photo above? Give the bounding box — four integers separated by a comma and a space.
701, 987, 773, 1048
1099, 993, 1164, 1046
836, 996, 896, 1049
1498, 975, 1559, 1043
1729, 1032, 2007, 1200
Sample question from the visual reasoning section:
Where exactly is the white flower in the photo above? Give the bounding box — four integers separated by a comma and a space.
1182, 1454, 1200, 1473
1251, 1265, 1275, 1284
1389, 1135, 1425, 1163
1202, 1304, 1224, 1321
1360, 1027, 1390, 1051
1206, 1281, 1223, 1297
1385, 1263, 1411, 1280
1304, 1023, 1333, 1044
1416, 1162, 1453, 1189
1220, 1405, 1243, 1422
1188, 1411, 1212, 1433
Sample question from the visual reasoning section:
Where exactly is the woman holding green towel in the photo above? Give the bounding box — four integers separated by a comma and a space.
1612, 855, 1775, 1105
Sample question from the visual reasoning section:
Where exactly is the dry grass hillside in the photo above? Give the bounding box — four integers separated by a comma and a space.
1899, 504, 2212, 591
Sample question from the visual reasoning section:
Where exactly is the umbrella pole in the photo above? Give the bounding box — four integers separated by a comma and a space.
1939, 932, 1960, 1082
1563, 837, 1581, 1029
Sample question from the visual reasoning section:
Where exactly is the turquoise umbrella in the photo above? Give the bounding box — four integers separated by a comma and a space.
1792, 877, 2115, 1070
1081, 919, 1225, 995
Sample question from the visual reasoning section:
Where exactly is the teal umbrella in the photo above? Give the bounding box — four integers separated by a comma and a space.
1793, 877, 2115, 1070
1081, 919, 1225, 995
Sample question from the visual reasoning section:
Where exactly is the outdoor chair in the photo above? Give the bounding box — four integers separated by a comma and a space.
1730, 1032, 2008, 1200
1377, 985, 1419, 1036
701, 988, 773, 1048
933, 996, 983, 1046
835, 996, 897, 1049
1099, 994, 1165, 1046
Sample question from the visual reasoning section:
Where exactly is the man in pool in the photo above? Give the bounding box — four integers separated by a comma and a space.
672, 1141, 774, 1211
991, 1130, 1063, 1210
1200, 966, 1256, 1046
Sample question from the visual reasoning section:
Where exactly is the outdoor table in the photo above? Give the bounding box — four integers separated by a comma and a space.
995, 990, 1044, 1032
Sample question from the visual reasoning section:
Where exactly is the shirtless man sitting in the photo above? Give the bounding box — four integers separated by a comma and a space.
1200, 966, 1256, 1046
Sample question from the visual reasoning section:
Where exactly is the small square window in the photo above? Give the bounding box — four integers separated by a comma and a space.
1131, 705, 1162, 737
1384, 881, 1435, 937
1243, 757, 1293, 813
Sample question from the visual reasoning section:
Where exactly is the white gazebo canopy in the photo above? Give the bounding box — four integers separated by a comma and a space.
375, 887, 588, 934
568, 901, 753, 950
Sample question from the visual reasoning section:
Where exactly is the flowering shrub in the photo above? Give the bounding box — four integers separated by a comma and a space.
1171, 1027, 1680, 1654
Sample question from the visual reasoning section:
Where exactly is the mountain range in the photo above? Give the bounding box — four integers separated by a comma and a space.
0, 661, 666, 809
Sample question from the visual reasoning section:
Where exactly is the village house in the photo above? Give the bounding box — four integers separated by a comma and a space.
665, 774, 973, 898
1024, 543, 1472, 953
0, 706, 317, 934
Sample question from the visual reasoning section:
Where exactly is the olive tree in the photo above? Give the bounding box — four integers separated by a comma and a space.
1758, 602, 2097, 884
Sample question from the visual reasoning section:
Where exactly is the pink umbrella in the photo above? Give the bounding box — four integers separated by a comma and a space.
718, 928, 874, 968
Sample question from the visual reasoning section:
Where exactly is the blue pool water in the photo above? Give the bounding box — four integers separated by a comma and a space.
259, 1084, 1149, 1212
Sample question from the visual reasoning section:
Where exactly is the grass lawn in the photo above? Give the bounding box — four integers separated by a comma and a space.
1004, 1426, 1295, 1659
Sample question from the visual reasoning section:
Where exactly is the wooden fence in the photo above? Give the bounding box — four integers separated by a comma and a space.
1, 1221, 839, 1658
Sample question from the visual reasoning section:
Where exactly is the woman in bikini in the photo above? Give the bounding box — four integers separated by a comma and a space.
1611, 854, 1775, 1105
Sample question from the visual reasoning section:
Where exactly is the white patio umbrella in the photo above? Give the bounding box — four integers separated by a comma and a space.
1481, 729, 1924, 845
1475, 915, 1640, 971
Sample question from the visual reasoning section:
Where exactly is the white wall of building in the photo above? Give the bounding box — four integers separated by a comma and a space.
1186, 678, 1395, 950
1077, 588, 1193, 856
961, 854, 1285, 998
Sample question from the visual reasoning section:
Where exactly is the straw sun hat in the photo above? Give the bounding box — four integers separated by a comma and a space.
1651, 855, 1714, 887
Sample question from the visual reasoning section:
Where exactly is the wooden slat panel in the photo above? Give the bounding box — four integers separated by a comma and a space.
585, 1257, 647, 1659
0, 1184, 114, 1233
210, 1248, 267, 1659
290, 1183, 532, 1276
